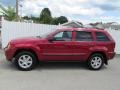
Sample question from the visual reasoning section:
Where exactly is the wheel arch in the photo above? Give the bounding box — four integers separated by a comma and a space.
88, 51, 108, 65
13, 48, 39, 62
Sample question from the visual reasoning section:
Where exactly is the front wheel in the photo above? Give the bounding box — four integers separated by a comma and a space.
14, 51, 38, 71
87, 54, 104, 70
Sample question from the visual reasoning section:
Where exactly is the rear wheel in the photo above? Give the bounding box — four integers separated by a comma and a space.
87, 54, 104, 70
14, 51, 38, 71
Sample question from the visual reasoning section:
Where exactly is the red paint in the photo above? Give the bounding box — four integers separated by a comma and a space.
4, 28, 115, 62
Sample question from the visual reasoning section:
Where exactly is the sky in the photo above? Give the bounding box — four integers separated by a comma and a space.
0, 0, 120, 24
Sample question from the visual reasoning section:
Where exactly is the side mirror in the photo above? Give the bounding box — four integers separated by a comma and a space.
48, 37, 55, 42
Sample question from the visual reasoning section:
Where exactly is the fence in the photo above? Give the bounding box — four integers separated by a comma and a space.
106, 29, 120, 54
1, 19, 120, 54
1, 20, 63, 48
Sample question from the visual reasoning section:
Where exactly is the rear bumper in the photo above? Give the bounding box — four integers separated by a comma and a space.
107, 52, 116, 60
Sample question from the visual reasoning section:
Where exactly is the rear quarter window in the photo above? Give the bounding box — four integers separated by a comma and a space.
96, 32, 110, 41
76, 31, 93, 41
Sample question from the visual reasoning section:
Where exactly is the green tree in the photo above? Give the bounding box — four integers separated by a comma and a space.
51, 16, 68, 25
51, 17, 59, 25
39, 8, 52, 24
23, 16, 30, 20
0, 5, 16, 21
30, 16, 40, 23
57, 16, 68, 24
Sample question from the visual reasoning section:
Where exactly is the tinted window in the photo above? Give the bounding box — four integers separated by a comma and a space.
96, 32, 110, 41
54, 31, 72, 41
76, 31, 93, 41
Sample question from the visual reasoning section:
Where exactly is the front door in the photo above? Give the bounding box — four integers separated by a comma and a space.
42, 30, 74, 60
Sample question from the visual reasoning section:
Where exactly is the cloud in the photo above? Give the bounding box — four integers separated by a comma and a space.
1, 0, 120, 23
20, 0, 105, 17
57, 5, 104, 16
93, 3, 120, 11
20, 0, 48, 16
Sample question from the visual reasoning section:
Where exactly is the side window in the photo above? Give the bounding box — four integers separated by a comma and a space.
96, 32, 110, 41
76, 31, 93, 41
54, 32, 63, 38
53, 31, 72, 41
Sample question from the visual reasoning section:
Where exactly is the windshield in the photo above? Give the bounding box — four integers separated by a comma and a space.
40, 31, 55, 38
40, 32, 50, 38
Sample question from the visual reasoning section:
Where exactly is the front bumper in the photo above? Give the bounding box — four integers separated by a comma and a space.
4, 47, 16, 61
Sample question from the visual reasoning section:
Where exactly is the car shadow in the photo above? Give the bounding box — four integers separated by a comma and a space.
35, 61, 107, 71
0, 59, 107, 71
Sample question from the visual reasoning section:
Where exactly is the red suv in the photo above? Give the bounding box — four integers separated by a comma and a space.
4, 28, 115, 71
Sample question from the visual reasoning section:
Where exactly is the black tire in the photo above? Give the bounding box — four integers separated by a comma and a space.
87, 53, 104, 70
14, 51, 38, 71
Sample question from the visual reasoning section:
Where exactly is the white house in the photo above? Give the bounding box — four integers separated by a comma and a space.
61, 21, 83, 28
87, 22, 120, 30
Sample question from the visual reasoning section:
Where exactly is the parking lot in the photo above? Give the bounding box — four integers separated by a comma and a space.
0, 49, 120, 90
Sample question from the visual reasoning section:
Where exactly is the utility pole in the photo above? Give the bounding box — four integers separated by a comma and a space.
16, 0, 19, 21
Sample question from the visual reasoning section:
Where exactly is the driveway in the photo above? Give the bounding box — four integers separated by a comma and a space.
0, 49, 120, 90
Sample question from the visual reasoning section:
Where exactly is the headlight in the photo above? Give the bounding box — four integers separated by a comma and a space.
7, 43, 11, 49
5, 43, 11, 50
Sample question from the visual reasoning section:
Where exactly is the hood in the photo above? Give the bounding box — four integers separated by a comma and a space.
10, 36, 47, 44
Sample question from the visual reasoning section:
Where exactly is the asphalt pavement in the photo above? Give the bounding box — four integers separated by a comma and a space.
0, 50, 120, 90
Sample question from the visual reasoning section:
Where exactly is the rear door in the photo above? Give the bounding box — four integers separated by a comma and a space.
72, 31, 95, 61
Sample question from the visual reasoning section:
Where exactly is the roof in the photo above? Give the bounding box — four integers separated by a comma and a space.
57, 28, 104, 32
88, 22, 120, 30
61, 21, 83, 28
